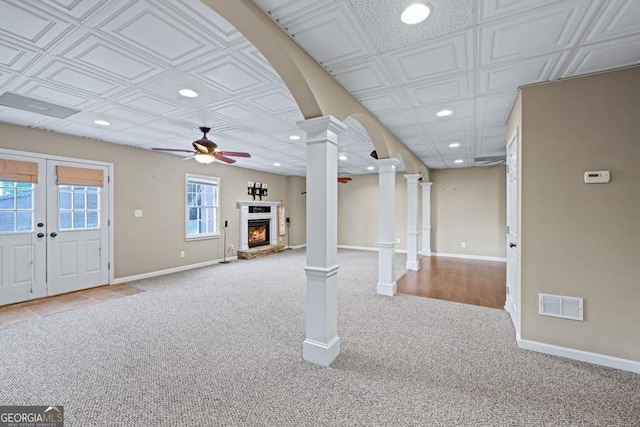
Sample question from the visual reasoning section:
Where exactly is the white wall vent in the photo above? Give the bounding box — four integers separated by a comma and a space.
539, 293, 584, 321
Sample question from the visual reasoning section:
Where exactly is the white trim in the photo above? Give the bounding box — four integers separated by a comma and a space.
337, 245, 407, 254
289, 243, 306, 250
112, 256, 238, 284
517, 338, 640, 374
433, 252, 507, 262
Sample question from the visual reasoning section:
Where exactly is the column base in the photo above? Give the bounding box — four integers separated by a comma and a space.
303, 335, 341, 366
377, 281, 397, 296
406, 260, 419, 270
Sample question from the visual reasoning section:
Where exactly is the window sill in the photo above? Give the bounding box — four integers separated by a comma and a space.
185, 234, 221, 242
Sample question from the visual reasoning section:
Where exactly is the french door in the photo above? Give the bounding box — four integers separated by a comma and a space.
505, 130, 519, 336
0, 153, 110, 306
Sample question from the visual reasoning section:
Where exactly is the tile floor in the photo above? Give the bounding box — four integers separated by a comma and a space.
0, 284, 144, 328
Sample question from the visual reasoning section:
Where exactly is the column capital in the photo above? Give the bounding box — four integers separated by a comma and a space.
375, 157, 402, 173
420, 181, 433, 189
297, 116, 347, 146
404, 173, 422, 183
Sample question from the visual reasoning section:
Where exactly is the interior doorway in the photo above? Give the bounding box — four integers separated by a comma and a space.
505, 130, 520, 335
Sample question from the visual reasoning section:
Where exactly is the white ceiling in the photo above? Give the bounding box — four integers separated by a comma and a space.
0, 0, 639, 175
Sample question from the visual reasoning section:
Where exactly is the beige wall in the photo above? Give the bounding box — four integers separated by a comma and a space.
285, 175, 306, 247
338, 174, 408, 251
0, 123, 304, 279
431, 167, 506, 258
516, 67, 640, 361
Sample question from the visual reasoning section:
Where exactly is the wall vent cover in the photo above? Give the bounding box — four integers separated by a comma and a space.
539, 293, 583, 321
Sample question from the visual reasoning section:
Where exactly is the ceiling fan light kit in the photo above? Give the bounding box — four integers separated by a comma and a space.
152, 126, 251, 165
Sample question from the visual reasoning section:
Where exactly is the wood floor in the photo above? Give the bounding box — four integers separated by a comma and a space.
0, 284, 143, 328
397, 256, 506, 309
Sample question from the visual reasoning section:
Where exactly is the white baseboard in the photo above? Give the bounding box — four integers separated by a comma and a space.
517, 338, 640, 374
432, 252, 507, 262
113, 257, 238, 284
338, 245, 407, 254
289, 244, 307, 250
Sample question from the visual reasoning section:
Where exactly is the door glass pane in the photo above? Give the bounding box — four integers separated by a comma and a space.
59, 185, 100, 230
0, 181, 34, 233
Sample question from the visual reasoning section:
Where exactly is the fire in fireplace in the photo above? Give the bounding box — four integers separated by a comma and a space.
248, 219, 270, 248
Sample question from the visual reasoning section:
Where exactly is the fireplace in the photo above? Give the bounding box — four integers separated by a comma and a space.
248, 219, 270, 248
236, 201, 280, 251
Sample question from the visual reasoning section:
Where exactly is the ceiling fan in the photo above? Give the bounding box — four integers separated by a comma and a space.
152, 127, 251, 164
337, 177, 352, 184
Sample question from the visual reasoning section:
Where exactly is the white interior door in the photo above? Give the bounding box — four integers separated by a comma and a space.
46, 160, 109, 296
505, 131, 519, 335
0, 155, 47, 306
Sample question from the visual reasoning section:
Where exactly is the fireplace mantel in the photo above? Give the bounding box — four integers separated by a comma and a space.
236, 201, 281, 250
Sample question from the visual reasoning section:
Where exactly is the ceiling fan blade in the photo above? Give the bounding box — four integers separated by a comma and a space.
338, 177, 352, 184
152, 148, 194, 153
215, 155, 236, 164
182, 155, 195, 161
219, 151, 251, 158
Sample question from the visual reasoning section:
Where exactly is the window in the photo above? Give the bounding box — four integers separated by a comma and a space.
59, 185, 100, 230
0, 181, 34, 233
186, 174, 219, 240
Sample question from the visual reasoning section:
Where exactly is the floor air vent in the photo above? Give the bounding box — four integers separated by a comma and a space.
539, 293, 584, 321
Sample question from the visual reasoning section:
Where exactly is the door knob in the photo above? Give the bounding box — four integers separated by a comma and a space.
37, 233, 45, 238
37, 222, 44, 228
50, 232, 58, 238
509, 242, 516, 248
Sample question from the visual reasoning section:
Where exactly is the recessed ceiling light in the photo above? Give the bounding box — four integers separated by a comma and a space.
179, 88, 198, 98
273, 162, 281, 167
454, 159, 463, 164
401, 3, 431, 25
437, 109, 453, 117
449, 143, 460, 148
339, 154, 348, 161
289, 135, 300, 141
94, 120, 110, 126
367, 166, 375, 171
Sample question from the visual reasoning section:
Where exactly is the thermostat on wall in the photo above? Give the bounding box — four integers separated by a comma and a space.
584, 170, 610, 184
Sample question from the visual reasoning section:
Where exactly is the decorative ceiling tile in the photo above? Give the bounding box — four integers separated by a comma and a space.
0, 0, 75, 49
384, 30, 472, 84
479, 0, 564, 23
349, 0, 473, 52
357, 89, 409, 114
95, 1, 220, 66
244, 87, 298, 113
478, 53, 562, 95
30, 59, 124, 96
430, 117, 474, 134
192, 53, 271, 95
278, 2, 375, 67
0, 40, 42, 72
10, 80, 95, 108
330, 56, 395, 95
561, 35, 640, 77
404, 73, 472, 107
38, 0, 108, 23
116, 91, 184, 115
478, 0, 597, 66
52, 32, 163, 82
581, 0, 640, 44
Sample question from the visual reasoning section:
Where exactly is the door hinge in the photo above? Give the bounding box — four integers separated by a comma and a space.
107, 175, 110, 183
108, 219, 110, 226
108, 262, 110, 270
506, 225, 510, 234
507, 286, 510, 294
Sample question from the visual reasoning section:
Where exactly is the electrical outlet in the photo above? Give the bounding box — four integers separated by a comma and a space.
461, 242, 466, 248
180, 251, 185, 258
228, 245, 234, 253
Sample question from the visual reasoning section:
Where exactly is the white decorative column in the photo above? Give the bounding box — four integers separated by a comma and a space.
420, 182, 433, 256
376, 157, 402, 296
404, 174, 421, 270
297, 115, 347, 366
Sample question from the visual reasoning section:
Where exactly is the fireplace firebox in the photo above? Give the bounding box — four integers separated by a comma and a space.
248, 219, 270, 248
